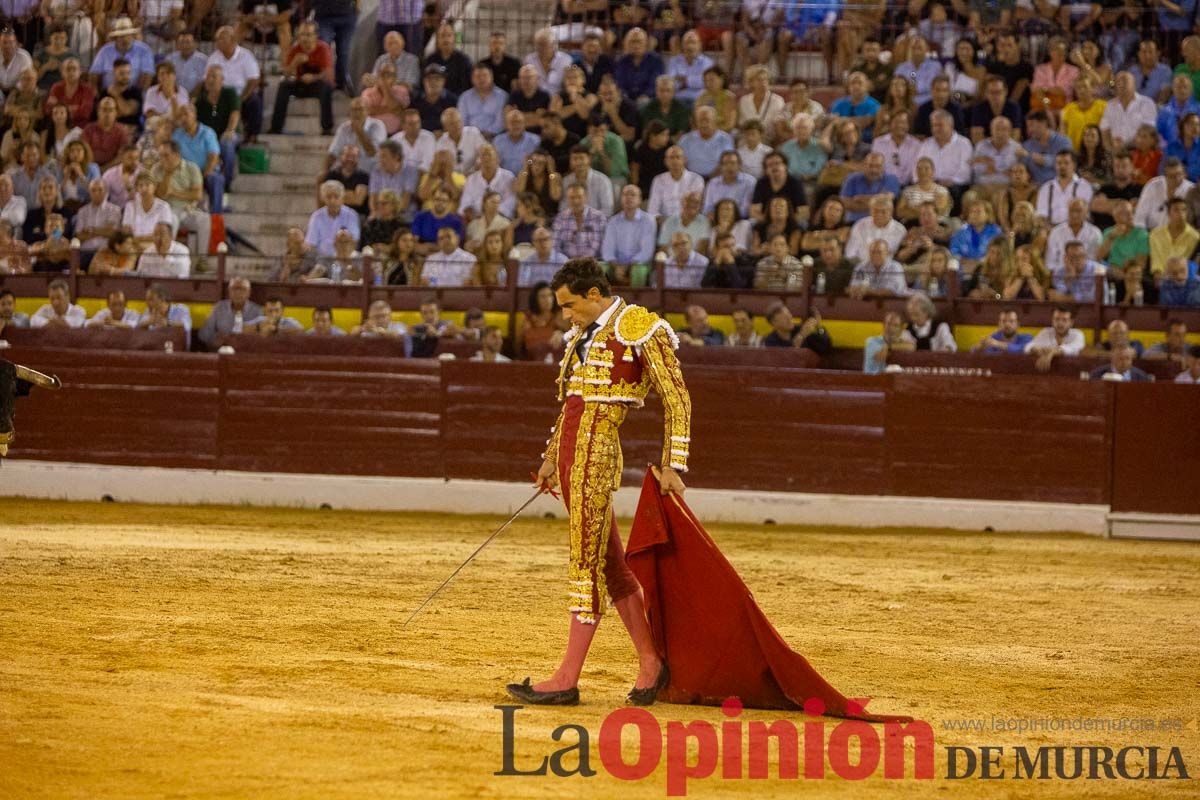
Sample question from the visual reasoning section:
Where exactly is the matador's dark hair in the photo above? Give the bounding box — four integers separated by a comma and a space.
551, 258, 611, 298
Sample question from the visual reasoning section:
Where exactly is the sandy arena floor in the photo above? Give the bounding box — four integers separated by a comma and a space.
0, 498, 1197, 799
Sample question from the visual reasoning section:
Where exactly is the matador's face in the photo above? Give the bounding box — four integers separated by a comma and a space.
554, 286, 609, 329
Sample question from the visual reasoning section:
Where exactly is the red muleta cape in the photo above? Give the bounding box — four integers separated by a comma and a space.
625, 468, 912, 723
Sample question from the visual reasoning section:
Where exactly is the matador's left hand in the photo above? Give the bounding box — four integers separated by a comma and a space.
656, 466, 686, 496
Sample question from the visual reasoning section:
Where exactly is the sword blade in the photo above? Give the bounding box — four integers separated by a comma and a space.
13, 364, 62, 390
401, 487, 545, 629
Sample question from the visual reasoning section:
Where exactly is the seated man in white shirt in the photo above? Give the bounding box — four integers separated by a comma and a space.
658, 231, 709, 288
647, 145, 704, 220
421, 226, 480, 286
1045, 197, 1102, 272
435, 107, 486, 174
29, 279, 86, 328
86, 290, 140, 328
136, 282, 193, 344
1134, 157, 1194, 230
844, 195, 907, 263
914, 109, 973, 206
848, 238, 909, 299
1035, 151, 1094, 227
136, 222, 191, 278
468, 325, 513, 362
1025, 304, 1086, 372
458, 143, 516, 221
122, 173, 176, 252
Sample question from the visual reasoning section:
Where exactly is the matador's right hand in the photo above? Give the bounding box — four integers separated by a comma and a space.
534, 458, 559, 494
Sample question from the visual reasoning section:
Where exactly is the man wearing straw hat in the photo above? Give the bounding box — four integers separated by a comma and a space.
89, 17, 155, 90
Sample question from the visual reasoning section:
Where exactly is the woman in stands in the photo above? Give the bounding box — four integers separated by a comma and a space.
898, 157, 952, 221
944, 38, 986, 106
903, 291, 957, 352
464, 190, 510, 252
58, 140, 97, 214
695, 66, 737, 133
1031, 37, 1079, 113
23, 177, 71, 244
507, 192, 546, 249
752, 197, 801, 257
1008, 200, 1047, 251
737, 65, 787, 141
800, 196, 851, 254
514, 281, 569, 361
0, 220, 30, 274
996, 162, 1037, 231
911, 246, 956, 298
708, 198, 753, 256
1077, 124, 1112, 185
1, 107, 42, 167
1003, 244, 1050, 301
88, 231, 136, 275
823, 118, 871, 174
514, 151, 561, 218
962, 235, 1014, 299
417, 148, 464, 209
362, 190, 407, 253
384, 228, 421, 285
1129, 124, 1163, 184
43, 104, 82, 161
472, 229, 508, 286
873, 75, 917, 136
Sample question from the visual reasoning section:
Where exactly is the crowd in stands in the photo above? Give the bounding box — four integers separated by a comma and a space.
0, 0, 1198, 375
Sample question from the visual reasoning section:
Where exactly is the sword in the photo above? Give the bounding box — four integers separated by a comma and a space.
13, 364, 62, 390
401, 486, 547, 630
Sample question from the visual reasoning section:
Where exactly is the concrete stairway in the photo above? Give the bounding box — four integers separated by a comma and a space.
223, 81, 350, 281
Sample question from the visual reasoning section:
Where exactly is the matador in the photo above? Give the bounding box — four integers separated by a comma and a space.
506, 258, 691, 707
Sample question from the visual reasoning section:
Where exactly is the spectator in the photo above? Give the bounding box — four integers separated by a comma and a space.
778, 113, 828, 189
523, 28, 572, 95
1101, 72, 1158, 153
324, 143, 370, 217
971, 116, 1022, 190
105, 59, 144, 133
1149, 198, 1199, 277
362, 63, 411, 136
0, 175, 26, 233
813, 236, 856, 296
89, 17, 153, 90
659, 231, 709, 288
1087, 318, 1146, 358
1046, 198, 1102, 272
1035, 151, 1093, 227
974, 308, 1034, 354
666, 30, 711, 104
88, 230, 136, 275
173, 104, 224, 213
538, 111, 579, 175
726, 307, 760, 347
81, 97, 130, 170
985, 31, 1032, 110
601, 183, 656, 285
421, 226, 478, 286
270, 21, 335, 136
0, 29, 29, 95
1090, 346, 1153, 381
121, 172, 173, 250
1089, 152, 1140, 230
9, 143, 53, 209
863, 311, 912, 374
73, 178, 121, 260
363, 186, 407, 249
615, 27, 663, 105
750, 151, 808, 225
901, 291, 955, 351
411, 185, 465, 253
494, 108, 541, 176
1157, 74, 1200, 145
675, 304, 724, 347
914, 110, 972, 197
1025, 305, 1085, 371
697, 66, 738, 134
459, 144, 516, 221
435, 107, 486, 174
1059, 76, 1104, 151
969, 75, 1025, 144
481, 31, 522, 93
136, 221, 190, 277
1168, 113, 1200, 183
561, 144, 613, 216
1144, 320, 1190, 363
22, 176, 67, 246
310, 0, 355, 92
308, 306, 345, 336
913, 75, 965, 140
515, 281, 568, 360
1158, 256, 1200, 306
457, 64, 507, 138
150, 141, 210, 257
309, 228, 363, 282
753, 232, 803, 290
763, 302, 831, 353
519, 225, 567, 284
1174, 345, 1200, 383
306, 180, 361, 257
369, 140, 418, 218
45, 57, 94, 129
277, 226, 318, 281
247, 297, 303, 335
28, 212, 71, 271
1129, 40, 1172, 104
845, 196, 906, 263
1022, 110, 1073, 186
412, 65, 458, 132
423, 22, 473, 95
100, 146, 140, 208
393, 107, 436, 172
1048, 242, 1100, 303
352, 300, 410, 342
579, 113, 629, 188
374, 30, 421, 88
509, 64, 552, 134
552, 183, 605, 259
699, 232, 745, 288
658, 191, 711, 256
136, 283, 192, 343
86, 290, 138, 328
849, 239, 908, 299
949, 200, 1003, 270
165, 33, 209, 95
1129, 124, 1164, 184
573, 32, 612, 95
29, 279, 85, 328
841, 152, 901, 224
752, 196, 801, 255
1134, 158, 1194, 230
646, 145, 703, 219
470, 325, 511, 362
463, 189, 509, 250
870, 109, 920, 186
830, 71, 880, 141
144, 62, 188, 126
702, 150, 755, 219
1030, 37, 1078, 112
639, 74, 689, 137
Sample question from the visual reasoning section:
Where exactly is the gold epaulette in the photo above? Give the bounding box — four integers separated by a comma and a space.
614, 304, 679, 351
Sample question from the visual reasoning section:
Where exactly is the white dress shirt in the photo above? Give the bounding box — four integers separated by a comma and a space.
647, 170, 705, 218
392, 128, 436, 172
1034, 175, 1094, 226
86, 307, 141, 327
458, 167, 516, 217
30, 303, 87, 328
871, 133, 921, 183
122, 197, 177, 239
422, 247, 478, 286
1134, 176, 1196, 230
435, 126, 486, 173
1099, 94, 1157, 147
844, 216, 907, 262
1044, 221, 1103, 271
204, 46, 260, 93
914, 133, 974, 185
137, 241, 192, 278
522, 50, 574, 94
1024, 327, 1085, 356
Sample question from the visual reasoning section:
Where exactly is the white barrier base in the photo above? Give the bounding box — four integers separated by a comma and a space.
0, 459, 1118, 535
1108, 513, 1200, 541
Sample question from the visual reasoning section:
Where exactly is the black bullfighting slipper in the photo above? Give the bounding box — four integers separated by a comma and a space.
506, 677, 580, 706
626, 662, 670, 706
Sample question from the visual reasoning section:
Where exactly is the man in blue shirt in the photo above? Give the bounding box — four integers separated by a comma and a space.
493, 109, 541, 174
601, 183, 656, 285
893, 37, 942, 107
411, 187, 464, 252
665, 31, 712, 104
678, 106, 734, 178
456, 64, 508, 137
702, 150, 756, 217
1157, 74, 1200, 145
172, 105, 224, 212
863, 311, 910, 374
89, 17, 156, 90
1023, 110, 1073, 185
1129, 40, 1174, 104
306, 180, 362, 257
830, 71, 881, 141
1049, 241, 1099, 303
840, 152, 901, 223
973, 309, 1034, 354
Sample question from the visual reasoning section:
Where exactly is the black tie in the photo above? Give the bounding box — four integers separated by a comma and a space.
575, 322, 600, 363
